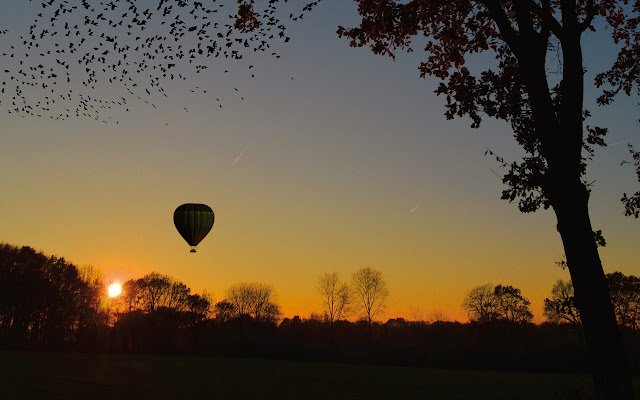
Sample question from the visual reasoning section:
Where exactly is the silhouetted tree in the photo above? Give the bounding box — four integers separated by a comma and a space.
186, 292, 213, 322
111, 273, 210, 352
351, 267, 389, 326
224, 282, 281, 324
139, 273, 172, 313
213, 300, 236, 323
544, 274, 640, 332
0, 243, 101, 347
462, 284, 499, 324
463, 284, 533, 324
75, 264, 108, 338
338, 1, 639, 397
493, 284, 534, 324
4, 243, 639, 373
607, 272, 640, 332
317, 272, 351, 323
119, 272, 210, 319
544, 280, 581, 326
4, 2, 638, 394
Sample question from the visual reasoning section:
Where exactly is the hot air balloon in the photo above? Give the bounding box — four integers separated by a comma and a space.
173, 203, 215, 253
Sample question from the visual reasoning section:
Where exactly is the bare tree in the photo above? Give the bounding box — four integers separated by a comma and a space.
78, 264, 103, 288
408, 306, 424, 323
351, 267, 389, 326
77, 264, 107, 331
462, 284, 498, 323
225, 282, 281, 324
317, 272, 350, 323
425, 308, 451, 324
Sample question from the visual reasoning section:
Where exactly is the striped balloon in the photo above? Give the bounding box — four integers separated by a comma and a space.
173, 203, 215, 253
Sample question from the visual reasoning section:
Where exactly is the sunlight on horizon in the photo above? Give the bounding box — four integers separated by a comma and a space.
107, 282, 123, 299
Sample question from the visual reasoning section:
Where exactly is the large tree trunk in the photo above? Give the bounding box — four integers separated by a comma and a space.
552, 181, 634, 399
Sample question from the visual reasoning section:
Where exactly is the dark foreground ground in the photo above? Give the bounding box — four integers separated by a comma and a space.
1, 352, 639, 399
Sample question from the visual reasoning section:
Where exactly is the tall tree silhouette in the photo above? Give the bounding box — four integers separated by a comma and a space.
351, 267, 389, 326
338, 1, 639, 397
317, 272, 351, 323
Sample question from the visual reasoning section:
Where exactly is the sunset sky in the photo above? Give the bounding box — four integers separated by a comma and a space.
1, 1, 638, 322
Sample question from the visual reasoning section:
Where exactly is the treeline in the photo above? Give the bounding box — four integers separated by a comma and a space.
1, 243, 639, 373
463, 278, 640, 333
0, 244, 104, 348
543, 274, 640, 332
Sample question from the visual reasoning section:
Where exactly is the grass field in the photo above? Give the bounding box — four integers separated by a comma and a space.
1, 351, 638, 399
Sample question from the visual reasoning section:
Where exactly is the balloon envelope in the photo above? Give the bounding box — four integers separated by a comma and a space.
173, 203, 215, 251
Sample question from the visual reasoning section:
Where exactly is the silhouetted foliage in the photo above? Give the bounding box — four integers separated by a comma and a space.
607, 272, 640, 332
3, 1, 638, 395
0, 243, 104, 348
338, 1, 640, 397
108, 273, 211, 353
544, 274, 640, 333
544, 280, 581, 326
118, 272, 210, 321
622, 145, 640, 218
463, 283, 533, 324
213, 300, 235, 323
3, 242, 640, 375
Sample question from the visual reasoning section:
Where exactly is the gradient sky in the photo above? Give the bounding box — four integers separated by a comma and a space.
1, 1, 638, 322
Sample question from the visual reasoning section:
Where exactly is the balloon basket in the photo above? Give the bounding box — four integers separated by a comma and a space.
190, 248, 197, 253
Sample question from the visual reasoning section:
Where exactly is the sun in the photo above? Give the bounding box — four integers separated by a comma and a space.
107, 282, 123, 298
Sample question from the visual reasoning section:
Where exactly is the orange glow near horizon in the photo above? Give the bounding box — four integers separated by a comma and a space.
107, 282, 123, 299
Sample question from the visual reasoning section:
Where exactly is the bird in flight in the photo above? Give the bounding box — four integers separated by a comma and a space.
0, 0, 310, 122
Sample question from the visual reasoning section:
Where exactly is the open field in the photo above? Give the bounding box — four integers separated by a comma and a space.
1, 351, 638, 399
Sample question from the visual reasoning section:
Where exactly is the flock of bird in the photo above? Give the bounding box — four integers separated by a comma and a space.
0, 0, 321, 123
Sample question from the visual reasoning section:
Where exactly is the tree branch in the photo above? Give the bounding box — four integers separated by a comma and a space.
527, 0, 564, 39
479, 0, 520, 53
578, 0, 597, 33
